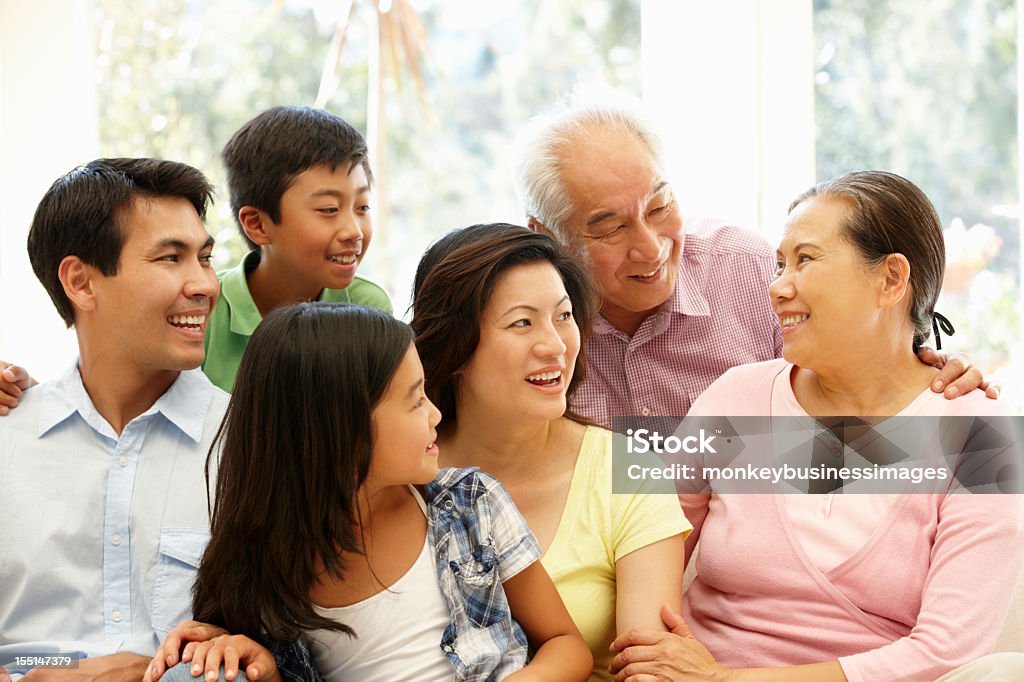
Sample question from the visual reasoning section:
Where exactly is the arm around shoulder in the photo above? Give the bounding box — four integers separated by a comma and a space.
0, 362, 36, 416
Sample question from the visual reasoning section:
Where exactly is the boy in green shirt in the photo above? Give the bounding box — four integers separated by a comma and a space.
202, 106, 392, 391
0, 106, 391, 403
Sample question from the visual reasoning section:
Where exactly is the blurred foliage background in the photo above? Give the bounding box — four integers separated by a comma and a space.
94, 0, 1020, 388
94, 0, 642, 315
815, 0, 1020, 377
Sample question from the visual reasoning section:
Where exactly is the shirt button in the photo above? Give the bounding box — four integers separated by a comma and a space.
442, 645, 453, 653
111, 533, 122, 546
444, 500, 454, 509
112, 610, 122, 622
118, 456, 129, 468
486, 577, 494, 586
640, 407, 651, 416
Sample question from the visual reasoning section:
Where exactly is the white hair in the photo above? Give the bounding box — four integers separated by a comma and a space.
511, 86, 665, 243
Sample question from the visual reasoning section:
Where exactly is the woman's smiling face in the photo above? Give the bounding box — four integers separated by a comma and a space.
770, 195, 889, 370
457, 261, 581, 424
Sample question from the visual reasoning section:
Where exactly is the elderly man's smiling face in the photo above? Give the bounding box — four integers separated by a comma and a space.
557, 126, 683, 335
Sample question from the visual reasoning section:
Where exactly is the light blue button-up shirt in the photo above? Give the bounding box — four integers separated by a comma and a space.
0, 363, 230, 675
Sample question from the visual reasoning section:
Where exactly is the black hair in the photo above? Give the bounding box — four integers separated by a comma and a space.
411, 223, 598, 424
222, 106, 373, 249
193, 302, 414, 641
790, 170, 946, 352
27, 157, 214, 327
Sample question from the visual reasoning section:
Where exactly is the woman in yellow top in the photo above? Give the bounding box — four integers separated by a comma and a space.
411, 223, 691, 681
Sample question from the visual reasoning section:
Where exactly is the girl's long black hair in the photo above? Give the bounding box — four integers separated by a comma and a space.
193, 302, 414, 641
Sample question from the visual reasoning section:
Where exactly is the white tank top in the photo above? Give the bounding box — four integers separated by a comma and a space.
307, 487, 454, 681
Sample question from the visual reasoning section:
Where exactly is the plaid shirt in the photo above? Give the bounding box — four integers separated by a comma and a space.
263, 636, 322, 682
573, 218, 783, 427
269, 467, 540, 682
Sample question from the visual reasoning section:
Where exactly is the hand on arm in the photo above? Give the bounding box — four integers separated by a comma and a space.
917, 348, 999, 400
171, 635, 281, 682
144, 621, 228, 681
0, 362, 35, 416
502, 560, 593, 682
21, 653, 150, 682
609, 605, 846, 682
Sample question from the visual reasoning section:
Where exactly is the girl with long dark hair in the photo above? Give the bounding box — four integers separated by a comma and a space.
145, 303, 590, 682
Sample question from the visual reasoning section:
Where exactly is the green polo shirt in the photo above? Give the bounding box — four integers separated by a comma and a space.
202, 250, 393, 392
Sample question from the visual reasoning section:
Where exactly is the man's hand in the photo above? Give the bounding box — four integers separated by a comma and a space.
1, 665, 11, 682
21, 653, 149, 681
145, 620, 228, 681
0, 363, 35, 416
917, 348, 999, 400
608, 604, 731, 682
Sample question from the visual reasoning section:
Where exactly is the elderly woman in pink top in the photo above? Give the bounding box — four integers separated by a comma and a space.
609, 171, 1024, 682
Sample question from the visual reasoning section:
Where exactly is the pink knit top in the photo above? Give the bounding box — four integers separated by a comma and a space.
682, 359, 1024, 682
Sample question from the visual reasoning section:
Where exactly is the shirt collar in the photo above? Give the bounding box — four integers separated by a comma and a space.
671, 245, 711, 318
152, 368, 216, 442
37, 362, 86, 437
38, 362, 215, 443
220, 250, 264, 337
592, 249, 711, 336
220, 250, 341, 336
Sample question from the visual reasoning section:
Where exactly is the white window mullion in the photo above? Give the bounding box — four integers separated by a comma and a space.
641, 0, 815, 238
0, 0, 97, 376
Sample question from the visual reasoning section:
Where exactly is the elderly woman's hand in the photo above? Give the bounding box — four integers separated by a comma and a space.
608, 604, 732, 682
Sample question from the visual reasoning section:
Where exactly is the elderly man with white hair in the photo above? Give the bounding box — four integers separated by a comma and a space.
511, 91, 991, 426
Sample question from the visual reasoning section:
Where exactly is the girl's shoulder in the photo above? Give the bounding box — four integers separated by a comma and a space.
422, 466, 506, 508
421, 467, 539, 562
428, 465, 492, 489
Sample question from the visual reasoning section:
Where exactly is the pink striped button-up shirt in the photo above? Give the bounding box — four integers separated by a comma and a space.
572, 217, 783, 426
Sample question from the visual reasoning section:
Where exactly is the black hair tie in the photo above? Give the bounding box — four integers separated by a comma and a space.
932, 312, 955, 351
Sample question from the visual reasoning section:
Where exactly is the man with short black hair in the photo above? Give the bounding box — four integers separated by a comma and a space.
0, 158, 229, 681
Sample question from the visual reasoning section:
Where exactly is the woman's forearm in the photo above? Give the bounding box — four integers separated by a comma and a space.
729, 660, 847, 682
